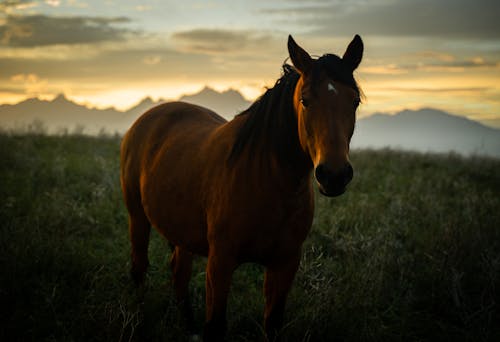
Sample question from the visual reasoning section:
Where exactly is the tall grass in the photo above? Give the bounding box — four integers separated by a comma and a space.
0, 133, 498, 341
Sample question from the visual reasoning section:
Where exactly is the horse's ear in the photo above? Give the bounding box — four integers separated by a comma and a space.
288, 35, 312, 74
342, 34, 363, 72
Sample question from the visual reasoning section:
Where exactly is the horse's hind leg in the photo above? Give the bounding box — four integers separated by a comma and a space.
128, 209, 151, 285
170, 246, 195, 331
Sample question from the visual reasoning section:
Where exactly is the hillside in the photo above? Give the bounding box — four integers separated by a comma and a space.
0, 94, 129, 134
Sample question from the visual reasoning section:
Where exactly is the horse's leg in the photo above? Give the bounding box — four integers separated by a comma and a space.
203, 251, 237, 341
170, 246, 195, 331
128, 208, 151, 285
263, 252, 301, 341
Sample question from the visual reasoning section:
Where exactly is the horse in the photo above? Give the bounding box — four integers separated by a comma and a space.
120, 34, 363, 341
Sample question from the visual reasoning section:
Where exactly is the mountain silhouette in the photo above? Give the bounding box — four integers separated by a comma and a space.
0, 94, 127, 134
127, 97, 158, 116
351, 108, 500, 157
179, 86, 251, 117
1, 90, 499, 157
0, 88, 250, 135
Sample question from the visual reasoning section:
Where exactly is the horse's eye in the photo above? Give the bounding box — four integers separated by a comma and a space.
300, 98, 309, 108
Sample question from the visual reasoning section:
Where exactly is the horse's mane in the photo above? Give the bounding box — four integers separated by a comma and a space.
228, 54, 360, 166
228, 64, 301, 166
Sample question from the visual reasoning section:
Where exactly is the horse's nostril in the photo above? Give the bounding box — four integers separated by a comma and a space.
315, 164, 328, 185
315, 163, 353, 190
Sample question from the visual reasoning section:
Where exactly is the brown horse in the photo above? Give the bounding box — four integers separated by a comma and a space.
120, 34, 363, 341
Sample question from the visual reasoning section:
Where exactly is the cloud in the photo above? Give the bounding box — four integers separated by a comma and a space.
416, 51, 455, 63
362, 64, 409, 75
0, 14, 135, 47
44, 0, 60, 7
0, 44, 214, 81
265, 0, 500, 39
363, 56, 498, 75
0, 1, 37, 13
384, 86, 493, 93
9, 72, 48, 95
66, 0, 88, 9
0, 23, 284, 85
0, 36, 283, 102
135, 5, 152, 12
416, 58, 499, 73
142, 55, 161, 65
171, 28, 275, 54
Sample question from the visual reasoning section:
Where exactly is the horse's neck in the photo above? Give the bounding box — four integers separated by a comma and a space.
240, 114, 312, 190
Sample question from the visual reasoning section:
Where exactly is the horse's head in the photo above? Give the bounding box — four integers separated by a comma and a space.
288, 35, 363, 197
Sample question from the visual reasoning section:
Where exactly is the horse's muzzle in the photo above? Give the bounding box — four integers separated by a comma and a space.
315, 163, 353, 197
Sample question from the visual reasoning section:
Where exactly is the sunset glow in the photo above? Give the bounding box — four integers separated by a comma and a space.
0, 0, 499, 126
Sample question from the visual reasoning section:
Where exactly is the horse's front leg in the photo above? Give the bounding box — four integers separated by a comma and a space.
263, 252, 301, 341
203, 250, 237, 341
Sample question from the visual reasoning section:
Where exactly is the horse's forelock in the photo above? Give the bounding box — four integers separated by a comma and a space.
313, 54, 359, 94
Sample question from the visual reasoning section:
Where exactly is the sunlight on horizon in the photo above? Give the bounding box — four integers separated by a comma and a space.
2, 77, 499, 128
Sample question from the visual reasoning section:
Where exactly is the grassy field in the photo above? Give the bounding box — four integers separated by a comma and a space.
0, 132, 499, 341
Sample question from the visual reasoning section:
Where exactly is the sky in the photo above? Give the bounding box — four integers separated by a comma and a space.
0, 0, 499, 126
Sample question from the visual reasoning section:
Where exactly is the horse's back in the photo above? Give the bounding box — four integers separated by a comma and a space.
123, 101, 224, 153
122, 101, 225, 165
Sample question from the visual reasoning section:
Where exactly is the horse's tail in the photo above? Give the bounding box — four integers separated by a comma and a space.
120, 129, 151, 285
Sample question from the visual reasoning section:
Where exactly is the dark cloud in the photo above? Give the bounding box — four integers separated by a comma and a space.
430, 59, 498, 69
364, 56, 499, 75
0, 14, 134, 46
0, 85, 25, 94
0, 45, 255, 82
266, 0, 500, 39
171, 28, 274, 54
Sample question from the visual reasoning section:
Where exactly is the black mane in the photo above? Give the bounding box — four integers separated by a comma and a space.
228, 55, 360, 166
228, 64, 301, 166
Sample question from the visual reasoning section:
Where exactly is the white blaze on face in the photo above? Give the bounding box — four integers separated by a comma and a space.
327, 82, 338, 94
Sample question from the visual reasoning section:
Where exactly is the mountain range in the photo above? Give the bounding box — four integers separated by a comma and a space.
1, 87, 499, 157
352, 108, 500, 157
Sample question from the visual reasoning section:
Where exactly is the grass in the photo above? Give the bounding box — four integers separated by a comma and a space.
0, 132, 499, 341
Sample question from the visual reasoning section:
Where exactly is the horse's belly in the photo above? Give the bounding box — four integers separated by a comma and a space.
141, 156, 210, 256
143, 192, 209, 255
158, 216, 208, 256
